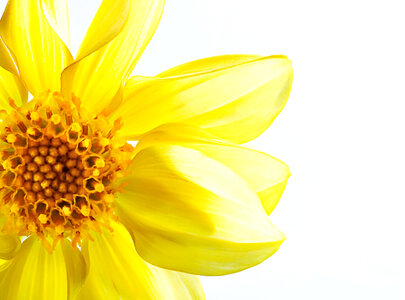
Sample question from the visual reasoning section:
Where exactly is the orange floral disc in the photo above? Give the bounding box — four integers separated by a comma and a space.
0, 91, 134, 251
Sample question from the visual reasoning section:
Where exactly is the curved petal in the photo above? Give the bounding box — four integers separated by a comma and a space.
41, 0, 71, 48
0, 66, 27, 113
0, 237, 87, 300
135, 123, 290, 214
0, 0, 73, 96
0, 258, 10, 272
112, 55, 293, 143
61, 0, 164, 114
0, 215, 20, 260
0, 37, 18, 75
115, 145, 285, 275
0, 36, 28, 111
77, 221, 204, 300
0, 233, 20, 260
157, 54, 263, 77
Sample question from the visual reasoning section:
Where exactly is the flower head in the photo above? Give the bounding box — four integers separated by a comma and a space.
0, 0, 293, 299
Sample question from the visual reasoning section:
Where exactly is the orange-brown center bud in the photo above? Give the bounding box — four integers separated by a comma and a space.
0, 92, 133, 251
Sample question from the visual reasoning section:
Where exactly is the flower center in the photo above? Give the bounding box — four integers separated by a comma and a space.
0, 92, 133, 251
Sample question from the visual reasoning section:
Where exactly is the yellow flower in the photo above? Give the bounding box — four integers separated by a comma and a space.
0, 0, 293, 299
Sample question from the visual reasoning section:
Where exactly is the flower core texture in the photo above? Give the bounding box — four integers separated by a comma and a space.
0, 92, 133, 251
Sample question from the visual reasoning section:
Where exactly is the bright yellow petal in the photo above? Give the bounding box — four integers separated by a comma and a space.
135, 123, 290, 214
0, 37, 18, 75
0, 0, 73, 95
0, 36, 27, 111
0, 258, 10, 272
112, 55, 293, 143
0, 233, 20, 260
0, 67, 27, 113
116, 145, 285, 275
41, 0, 71, 48
157, 54, 263, 77
61, 0, 164, 114
0, 237, 87, 300
77, 221, 204, 300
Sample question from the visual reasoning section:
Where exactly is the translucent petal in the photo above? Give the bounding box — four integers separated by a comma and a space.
0, 258, 11, 272
61, 0, 164, 114
0, 36, 18, 75
41, 0, 71, 47
0, 0, 72, 95
0, 215, 20, 260
77, 221, 205, 300
0, 66, 27, 113
157, 54, 263, 77
0, 233, 20, 260
135, 123, 290, 214
113, 55, 293, 143
116, 145, 285, 275
0, 237, 87, 300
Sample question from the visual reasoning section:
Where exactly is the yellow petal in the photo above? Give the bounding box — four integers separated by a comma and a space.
41, 0, 71, 48
0, 67, 27, 113
157, 54, 263, 77
0, 0, 73, 95
0, 258, 10, 272
0, 233, 20, 260
61, 0, 164, 114
0, 37, 18, 75
0, 217, 16, 270
112, 55, 293, 143
77, 221, 205, 300
0, 237, 87, 300
135, 123, 290, 214
0, 36, 27, 111
0, 215, 20, 260
116, 145, 285, 275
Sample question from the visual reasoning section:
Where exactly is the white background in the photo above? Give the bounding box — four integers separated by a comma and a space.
2, 0, 404, 299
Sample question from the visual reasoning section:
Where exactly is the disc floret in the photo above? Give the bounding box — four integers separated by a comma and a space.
0, 92, 133, 251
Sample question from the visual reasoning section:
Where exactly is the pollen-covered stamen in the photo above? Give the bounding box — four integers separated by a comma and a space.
0, 92, 134, 251
27, 127, 43, 140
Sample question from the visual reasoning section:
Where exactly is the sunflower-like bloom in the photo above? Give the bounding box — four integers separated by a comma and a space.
0, 0, 293, 299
